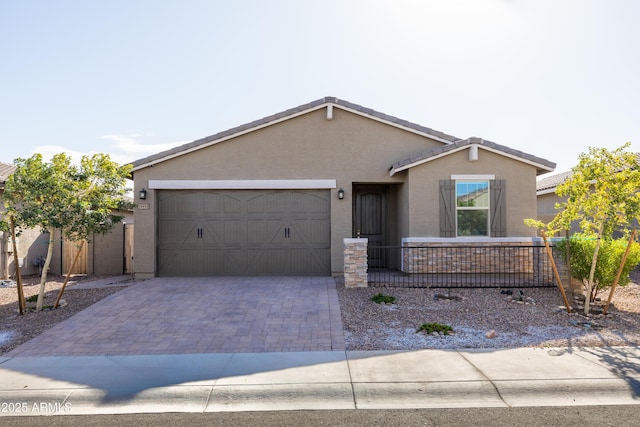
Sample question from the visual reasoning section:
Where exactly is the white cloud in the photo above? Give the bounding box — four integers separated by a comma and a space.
100, 134, 187, 159
30, 134, 187, 166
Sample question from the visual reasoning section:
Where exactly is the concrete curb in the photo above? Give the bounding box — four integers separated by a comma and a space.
1, 347, 638, 416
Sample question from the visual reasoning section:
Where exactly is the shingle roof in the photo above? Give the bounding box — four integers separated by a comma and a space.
0, 161, 16, 185
131, 97, 463, 171
390, 137, 556, 176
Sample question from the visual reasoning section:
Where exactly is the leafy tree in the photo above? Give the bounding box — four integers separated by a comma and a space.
1, 153, 134, 311
525, 143, 640, 314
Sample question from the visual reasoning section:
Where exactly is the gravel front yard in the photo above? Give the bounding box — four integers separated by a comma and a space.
337, 280, 640, 350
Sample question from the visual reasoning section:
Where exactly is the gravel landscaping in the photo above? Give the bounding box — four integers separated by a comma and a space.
337, 278, 640, 350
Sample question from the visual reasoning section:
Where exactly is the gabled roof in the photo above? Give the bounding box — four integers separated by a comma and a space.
389, 137, 556, 176
131, 97, 463, 172
0, 161, 16, 187
536, 170, 573, 195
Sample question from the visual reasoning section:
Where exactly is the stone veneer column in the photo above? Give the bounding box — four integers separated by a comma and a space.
343, 238, 368, 288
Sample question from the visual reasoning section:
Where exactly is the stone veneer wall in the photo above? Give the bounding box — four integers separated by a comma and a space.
401, 238, 556, 285
343, 237, 567, 289
343, 238, 368, 288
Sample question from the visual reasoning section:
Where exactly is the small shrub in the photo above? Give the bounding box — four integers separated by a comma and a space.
371, 293, 396, 304
417, 322, 453, 334
556, 235, 640, 301
26, 294, 39, 303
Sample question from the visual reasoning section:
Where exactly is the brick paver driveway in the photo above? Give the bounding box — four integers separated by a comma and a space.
6, 277, 345, 356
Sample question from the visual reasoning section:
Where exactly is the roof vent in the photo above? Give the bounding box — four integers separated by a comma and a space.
469, 144, 479, 162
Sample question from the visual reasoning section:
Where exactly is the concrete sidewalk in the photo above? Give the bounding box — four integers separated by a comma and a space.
1, 347, 638, 416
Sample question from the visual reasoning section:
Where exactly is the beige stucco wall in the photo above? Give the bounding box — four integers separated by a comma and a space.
537, 191, 565, 226
133, 107, 443, 277
407, 148, 539, 237
1, 228, 49, 278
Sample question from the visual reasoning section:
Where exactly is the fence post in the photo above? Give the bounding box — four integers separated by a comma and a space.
344, 238, 368, 288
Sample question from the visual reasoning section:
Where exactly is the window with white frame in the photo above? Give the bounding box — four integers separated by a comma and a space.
456, 180, 489, 236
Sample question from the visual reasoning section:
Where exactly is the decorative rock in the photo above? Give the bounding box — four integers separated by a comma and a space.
485, 330, 496, 339
59, 299, 68, 307
431, 331, 439, 337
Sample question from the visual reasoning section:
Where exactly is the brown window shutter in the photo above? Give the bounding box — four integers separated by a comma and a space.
490, 179, 506, 237
439, 180, 456, 237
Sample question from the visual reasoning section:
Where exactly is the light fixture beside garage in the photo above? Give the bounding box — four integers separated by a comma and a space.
139, 188, 147, 200
338, 188, 345, 199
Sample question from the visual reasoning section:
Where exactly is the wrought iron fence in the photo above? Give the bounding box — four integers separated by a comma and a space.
367, 244, 557, 288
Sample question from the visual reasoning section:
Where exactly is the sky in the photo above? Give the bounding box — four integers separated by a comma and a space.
1, 0, 639, 176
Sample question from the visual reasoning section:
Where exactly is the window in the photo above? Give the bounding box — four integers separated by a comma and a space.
439, 179, 506, 238
456, 180, 489, 236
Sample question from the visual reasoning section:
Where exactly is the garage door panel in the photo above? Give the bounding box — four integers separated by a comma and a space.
159, 219, 200, 246
158, 193, 184, 216
202, 219, 223, 244
290, 219, 331, 245
248, 192, 287, 214
289, 249, 330, 274
220, 249, 245, 274
179, 192, 203, 216
290, 192, 329, 213
158, 189, 330, 276
159, 249, 207, 276
203, 193, 224, 213
247, 249, 290, 275
247, 219, 285, 244
223, 219, 245, 244
223, 195, 242, 213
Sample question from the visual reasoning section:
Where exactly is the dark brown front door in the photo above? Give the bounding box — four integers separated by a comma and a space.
354, 185, 388, 268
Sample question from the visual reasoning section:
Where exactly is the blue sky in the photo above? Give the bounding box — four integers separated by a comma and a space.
1, 0, 639, 175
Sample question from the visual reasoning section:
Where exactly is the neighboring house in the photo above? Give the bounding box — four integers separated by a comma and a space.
536, 159, 640, 236
536, 170, 573, 232
131, 97, 556, 278
0, 161, 134, 279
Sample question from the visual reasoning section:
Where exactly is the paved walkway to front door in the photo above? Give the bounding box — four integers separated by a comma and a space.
6, 277, 345, 357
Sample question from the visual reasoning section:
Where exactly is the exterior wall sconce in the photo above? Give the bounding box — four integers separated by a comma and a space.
338, 188, 345, 200
139, 188, 147, 200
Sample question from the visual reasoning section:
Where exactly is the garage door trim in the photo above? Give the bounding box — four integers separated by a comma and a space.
149, 179, 337, 190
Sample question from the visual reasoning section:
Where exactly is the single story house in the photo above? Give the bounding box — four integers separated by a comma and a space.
0, 161, 134, 279
131, 97, 556, 278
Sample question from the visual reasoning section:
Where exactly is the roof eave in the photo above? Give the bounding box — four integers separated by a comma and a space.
390, 144, 556, 176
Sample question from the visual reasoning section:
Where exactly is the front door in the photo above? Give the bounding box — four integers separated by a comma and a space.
353, 185, 388, 268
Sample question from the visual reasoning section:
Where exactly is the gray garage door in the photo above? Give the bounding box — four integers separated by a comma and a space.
157, 190, 331, 276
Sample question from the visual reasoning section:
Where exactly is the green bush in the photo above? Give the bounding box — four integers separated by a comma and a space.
417, 322, 453, 334
371, 293, 396, 304
556, 234, 640, 300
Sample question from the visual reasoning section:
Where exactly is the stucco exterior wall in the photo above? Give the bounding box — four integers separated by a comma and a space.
537, 191, 565, 226
407, 148, 539, 237
1, 228, 49, 278
133, 108, 443, 277
92, 214, 134, 275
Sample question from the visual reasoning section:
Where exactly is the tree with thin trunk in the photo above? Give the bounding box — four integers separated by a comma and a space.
526, 143, 640, 314
1, 153, 134, 311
